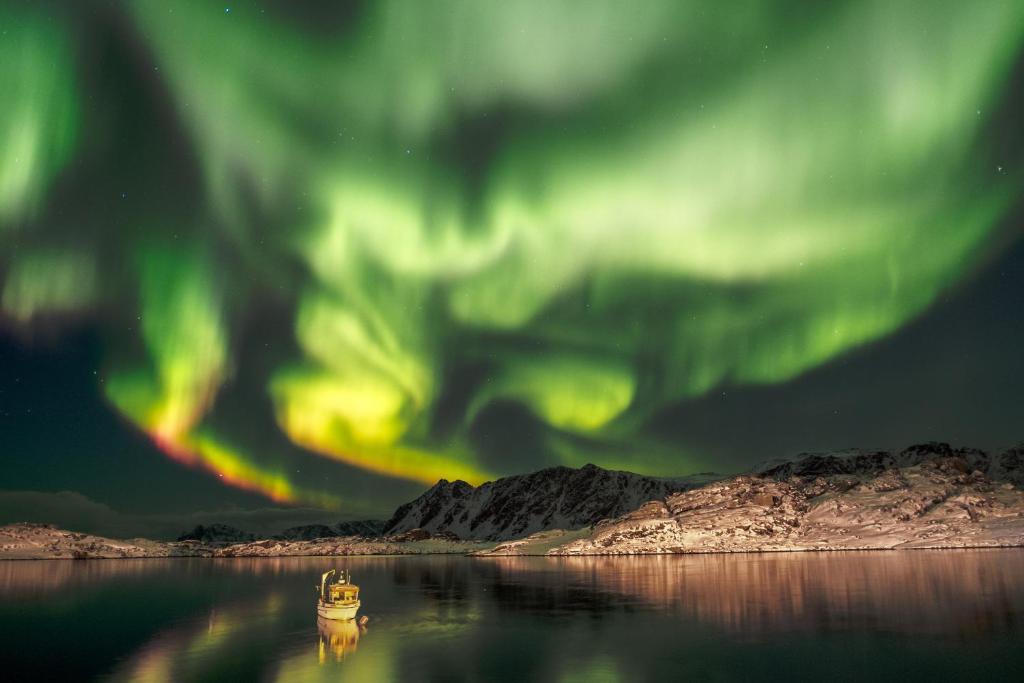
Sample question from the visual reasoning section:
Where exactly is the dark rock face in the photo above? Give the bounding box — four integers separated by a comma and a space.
994, 444, 1024, 486
276, 524, 336, 541
334, 519, 386, 537
384, 464, 716, 541
387, 528, 432, 542
176, 524, 255, 545
276, 520, 386, 540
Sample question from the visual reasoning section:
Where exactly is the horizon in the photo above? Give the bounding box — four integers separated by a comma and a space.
3, 438, 1019, 540
4, 5, 1024, 678
2, 1, 1023, 541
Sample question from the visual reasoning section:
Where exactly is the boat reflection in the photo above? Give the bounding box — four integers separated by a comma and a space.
317, 616, 364, 663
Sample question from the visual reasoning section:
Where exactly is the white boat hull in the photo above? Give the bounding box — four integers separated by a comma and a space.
317, 600, 360, 621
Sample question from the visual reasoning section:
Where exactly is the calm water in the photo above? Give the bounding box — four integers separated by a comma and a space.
1, 550, 1023, 681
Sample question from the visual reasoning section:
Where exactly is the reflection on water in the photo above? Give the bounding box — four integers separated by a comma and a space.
483, 551, 1024, 639
105, 594, 285, 682
317, 616, 362, 663
0, 550, 1022, 681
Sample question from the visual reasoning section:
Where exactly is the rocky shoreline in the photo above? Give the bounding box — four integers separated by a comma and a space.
4, 443, 1023, 560
0, 523, 494, 560
482, 450, 1024, 556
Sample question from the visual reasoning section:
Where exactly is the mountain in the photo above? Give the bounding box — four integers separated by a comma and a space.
334, 519, 386, 537
6, 443, 1024, 559
384, 463, 719, 541
480, 443, 1024, 555
176, 524, 255, 545
755, 441, 1024, 485
0, 522, 485, 559
0, 523, 204, 559
275, 524, 336, 541
276, 520, 386, 540
173, 520, 387, 544
985, 443, 1024, 485
169, 444, 1024, 547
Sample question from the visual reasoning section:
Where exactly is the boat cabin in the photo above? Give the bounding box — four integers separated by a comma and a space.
328, 582, 359, 603
320, 569, 360, 605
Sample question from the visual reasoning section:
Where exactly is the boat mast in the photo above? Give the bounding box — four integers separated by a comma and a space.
320, 569, 335, 602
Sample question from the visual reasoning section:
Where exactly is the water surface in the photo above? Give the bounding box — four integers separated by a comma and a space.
1, 550, 1022, 681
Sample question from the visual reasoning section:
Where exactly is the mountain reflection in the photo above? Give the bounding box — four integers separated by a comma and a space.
482, 550, 1024, 639
2, 551, 1023, 681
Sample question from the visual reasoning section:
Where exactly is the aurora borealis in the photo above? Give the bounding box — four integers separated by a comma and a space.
2, 1, 1023, 525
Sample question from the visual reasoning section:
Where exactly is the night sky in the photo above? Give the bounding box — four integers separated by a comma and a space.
1, 1, 1022, 537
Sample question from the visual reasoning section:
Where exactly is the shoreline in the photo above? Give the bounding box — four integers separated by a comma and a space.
3, 539, 1023, 561
5, 448, 1023, 560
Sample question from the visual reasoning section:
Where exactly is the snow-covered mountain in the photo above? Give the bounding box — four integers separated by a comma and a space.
383, 463, 719, 541
481, 443, 1024, 556
755, 441, 1024, 485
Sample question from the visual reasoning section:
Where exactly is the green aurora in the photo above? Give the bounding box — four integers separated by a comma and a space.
1, 1, 1023, 512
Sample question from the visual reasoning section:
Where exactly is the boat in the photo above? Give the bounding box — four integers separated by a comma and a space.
317, 569, 361, 621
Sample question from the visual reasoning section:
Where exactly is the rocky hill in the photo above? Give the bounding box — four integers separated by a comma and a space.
481, 443, 1024, 555
755, 441, 1024, 485
333, 519, 386, 537
384, 464, 718, 541
176, 524, 255, 545
276, 520, 385, 540
173, 520, 387, 544
0, 522, 488, 559
209, 535, 491, 557
6, 442, 1023, 559
0, 523, 205, 559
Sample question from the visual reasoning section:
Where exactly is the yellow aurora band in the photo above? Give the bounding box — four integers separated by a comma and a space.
1, 1, 1022, 506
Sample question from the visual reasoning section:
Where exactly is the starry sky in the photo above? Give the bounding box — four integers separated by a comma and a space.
1, 0, 1022, 536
